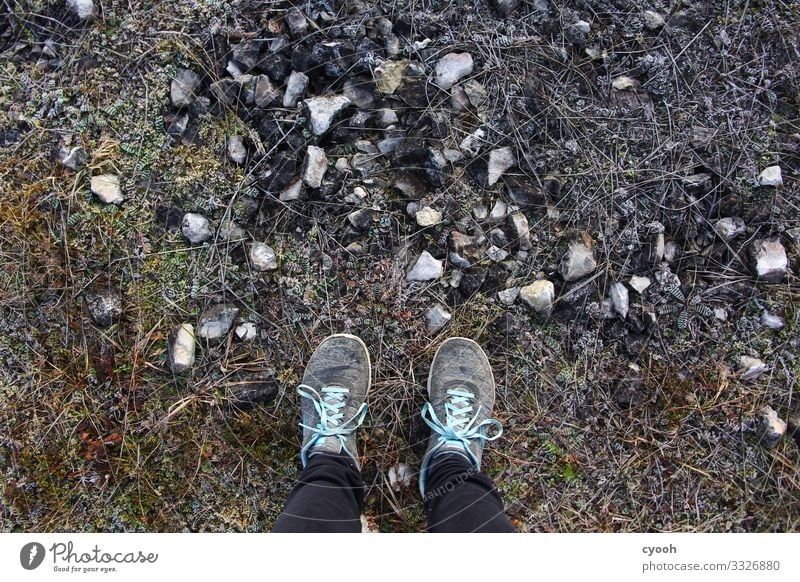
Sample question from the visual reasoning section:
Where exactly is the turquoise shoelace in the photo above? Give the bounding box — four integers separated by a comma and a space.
421, 388, 503, 468
298, 384, 367, 466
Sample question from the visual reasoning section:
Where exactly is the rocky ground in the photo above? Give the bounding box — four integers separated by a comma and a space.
1, 0, 798, 532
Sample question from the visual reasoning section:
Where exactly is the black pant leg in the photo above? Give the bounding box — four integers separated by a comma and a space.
272, 452, 364, 532
423, 453, 516, 533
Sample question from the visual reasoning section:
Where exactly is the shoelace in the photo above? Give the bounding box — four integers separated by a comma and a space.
421, 388, 503, 468
297, 384, 367, 466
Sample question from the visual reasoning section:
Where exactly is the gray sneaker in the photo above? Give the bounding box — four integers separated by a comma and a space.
297, 334, 371, 469
419, 337, 503, 494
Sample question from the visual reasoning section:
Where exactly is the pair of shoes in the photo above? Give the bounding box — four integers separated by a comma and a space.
295, 334, 503, 494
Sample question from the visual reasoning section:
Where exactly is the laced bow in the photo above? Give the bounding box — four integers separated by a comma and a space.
298, 384, 367, 466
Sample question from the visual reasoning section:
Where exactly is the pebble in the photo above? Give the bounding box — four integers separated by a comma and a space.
435, 52, 474, 90
507, 212, 531, 250
757, 165, 782, 187
416, 206, 443, 227
304, 95, 351, 135
283, 71, 309, 108
489, 200, 508, 221
182, 212, 213, 244
497, 287, 520, 306
235, 322, 257, 341
254, 75, 281, 107
374, 60, 407, 94
67, 0, 94, 19
171, 69, 201, 108
738, 356, 767, 381
302, 145, 328, 188
285, 8, 307, 37
757, 406, 786, 448
629, 275, 651, 294
486, 245, 509, 262
197, 305, 240, 339
59, 146, 88, 170
376, 108, 399, 128
713, 217, 746, 241
760, 311, 785, 330
424, 303, 452, 332
347, 208, 373, 230
335, 157, 350, 173
643, 10, 665, 30
90, 174, 124, 205
559, 240, 597, 281
227, 135, 247, 164
487, 147, 515, 186
519, 280, 555, 315
459, 128, 485, 157
609, 282, 629, 319
279, 178, 303, 202
84, 286, 122, 327
250, 242, 278, 271
169, 323, 196, 373
388, 463, 414, 491
406, 251, 444, 282
751, 239, 788, 282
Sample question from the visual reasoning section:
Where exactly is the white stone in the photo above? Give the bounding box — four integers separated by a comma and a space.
90, 174, 124, 204
302, 145, 328, 188
304, 95, 351, 135
761, 311, 785, 330
757, 165, 782, 187
250, 242, 278, 271
435, 52, 474, 90
497, 287, 520, 306
171, 69, 200, 108
235, 322, 257, 340
486, 245, 509, 262
751, 239, 788, 282
67, 0, 94, 19
415, 206, 443, 227
559, 241, 597, 281
197, 305, 240, 339
169, 323, 196, 373
280, 178, 303, 202
612, 75, 640, 90
254, 75, 281, 107
283, 71, 309, 108
424, 303, 452, 332
335, 157, 350, 173
489, 200, 508, 221
487, 147, 515, 186
507, 212, 531, 250
739, 356, 767, 381
609, 282, 629, 319
519, 280, 555, 314
643, 10, 665, 30
472, 204, 488, 220
406, 251, 443, 282
388, 463, 414, 491
714, 216, 746, 241
376, 108, 399, 128
628, 275, 651, 293
182, 213, 213, 244
459, 128, 485, 157
227, 136, 247, 164
757, 406, 786, 448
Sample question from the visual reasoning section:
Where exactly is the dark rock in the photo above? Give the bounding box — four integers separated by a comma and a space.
311, 41, 354, 78
505, 176, 545, 207
258, 52, 289, 82
155, 204, 184, 233
232, 40, 262, 71
291, 45, 313, 72
458, 269, 486, 298
84, 286, 122, 327
353, 37, 384, 73
285, 9, 307, 38
258, 154, 296, 193
466, 157, 490, 189
343, 76, 379, 109
489, 0, 519, 17
1, 129, 21, 147
164, 112, 189, 138
225, 371, 280, 408
210, 78, 246, 106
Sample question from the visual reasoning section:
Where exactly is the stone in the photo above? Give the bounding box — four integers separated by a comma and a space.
285, 9, 307, 38
489, 228, 508, 247
472, 204, 488, 220
67, 0, 94, 19
250, 242, 278, 271
90, 174, 124, 205
376, 108, 399, 128
302, 145, 327, 188
760, 311, 785, 330
435, 52, 474, 90
609, 282, 629, 319
416, 206, 443, 227
559, 240, 597, 281
304, 95, 351, 136
388, 463, 414, 491
235, 322, 257, 341
460, 128, 485, 157
507, 212, 531, 250
197, 305, 240, 339
283, 71, 309, 108
486, 245, 509, 262
497, 287, 519, 306
406, 251, 443, 282
713, 217, 746, 241
227, 135, 247, 164
335, 158, 350, 173
738, 356, 767, 381
254, 75, 280, 107
757, 406, 786, 449
84, 286, 122, 327
217, 218, 245, 241
347, 208, 373, 230
280, 178, 303, 202
171, 69, 201, 107
629, 275, 651, 294
343, 78, 378, 109
612, 75, 639, 91
374, 60, 407, 94
463, 80, 487, 108
643, 10, 665, 30
169, 323, 196, 373
751, 239, 788, 282
757, 165, 782, 187
59, 146, 88, 170
519, 280, 555, 315
181, 213, 212, 243
487, 147, 515, 186
489, 200, 508, 221
424, 303, 452, 332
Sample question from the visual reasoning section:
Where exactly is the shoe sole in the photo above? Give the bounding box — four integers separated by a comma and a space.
314, 333, 372, 397
427, 337, 496, 404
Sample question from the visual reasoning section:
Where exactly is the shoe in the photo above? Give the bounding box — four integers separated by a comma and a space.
419, 337, 503, 495
297, 334, 371, 469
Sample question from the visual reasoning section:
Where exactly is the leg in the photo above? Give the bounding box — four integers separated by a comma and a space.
273, 452, 364, 533
423, 453, 516, 532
